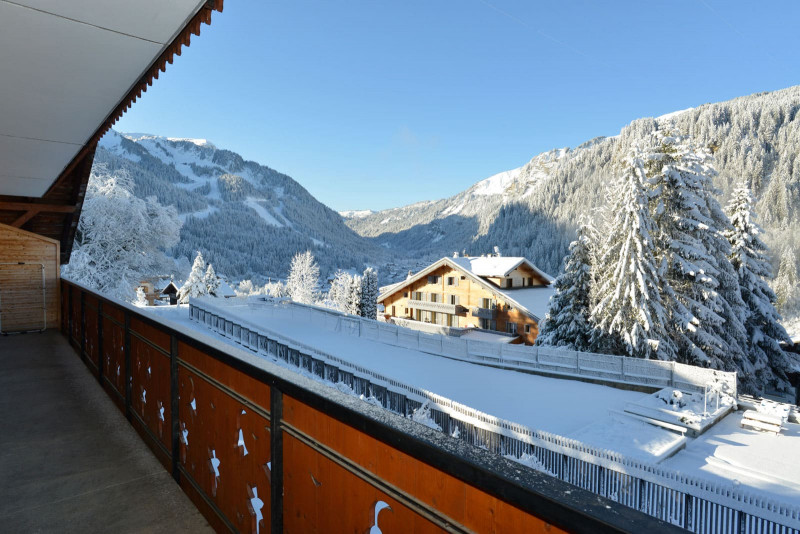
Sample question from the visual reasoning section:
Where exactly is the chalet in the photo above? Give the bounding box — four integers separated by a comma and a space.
379, 254, 555, 345
160, 281, 180, 305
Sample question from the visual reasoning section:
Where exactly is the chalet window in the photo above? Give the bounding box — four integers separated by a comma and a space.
448, 295, 459, 305
507, 323, 518, 335
481, 298, 494, 309
446, 276, 458, 286
430, 293, 440, 303
528, 277, 533, 286
522, 278, 528, 287
403, 292, 408, 298
391, 306, 396, 315
505, 278, 513, 288
460, 275, 466, 280
428, 275, 440, 284
413, 291, 424, 301
524, 324, 531, 334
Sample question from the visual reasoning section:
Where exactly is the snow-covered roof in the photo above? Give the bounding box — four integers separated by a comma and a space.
217, 280, 236, 297
503, 287, 556, 322
459, 329, 516, 344
451, 256, 554, 282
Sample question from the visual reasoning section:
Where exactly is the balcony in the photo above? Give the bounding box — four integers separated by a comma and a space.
407, 298, 459, 314
471, 306, 497, 319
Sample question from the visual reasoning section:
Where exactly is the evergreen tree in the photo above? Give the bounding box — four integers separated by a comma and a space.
775, 247, 800, 316
646, 131, 726, 366
589, 147, 673, 360
286, 251, 319, 305
346, 275, 363, 316
327, 270, 352, 312
725, 183, 792, 390
536, 221, 595, 350
360, 267, 379, 319
179, 251, 208, 303
204, 264, 221, 296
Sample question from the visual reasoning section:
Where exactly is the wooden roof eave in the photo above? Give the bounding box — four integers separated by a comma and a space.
0, 0, 224, 264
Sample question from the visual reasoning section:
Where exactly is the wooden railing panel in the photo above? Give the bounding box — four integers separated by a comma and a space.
130, 334, 172, 463
101, 308, 126, 407
178, 342, 272, 533
282, 395, 566, 534
131, 316, 171, 353
69, 285, 80, 345
84, 299, 99, 370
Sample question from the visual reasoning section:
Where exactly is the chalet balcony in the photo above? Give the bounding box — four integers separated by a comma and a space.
407, 298, 460, 314
471, 306, 497, 319
0, 279, 679, 533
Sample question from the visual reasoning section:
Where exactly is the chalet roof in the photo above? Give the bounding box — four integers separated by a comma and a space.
450, 256, 554, 282
378, 256, 555, 322
0, 0, 222, 263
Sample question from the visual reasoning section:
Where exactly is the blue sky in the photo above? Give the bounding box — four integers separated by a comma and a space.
116, 0, 800, 211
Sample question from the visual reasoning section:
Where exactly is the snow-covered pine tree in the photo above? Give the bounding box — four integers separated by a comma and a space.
360, 267, 378, 319
134, 286, 148, 307
346, 274, 362, 316
179, 251, 208, 304
286, 251, 319, 305
725, 182, 793, 391
589, 145, 674, 360
774, 247, 800, 316
204, 263, 221, 297
536, 220, 595, 350
646, 130, 726, 366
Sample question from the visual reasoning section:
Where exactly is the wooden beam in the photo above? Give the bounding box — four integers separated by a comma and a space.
0, 201, 76, 213
11, 208, 42, 228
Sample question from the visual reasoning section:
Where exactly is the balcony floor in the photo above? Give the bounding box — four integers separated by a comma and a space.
0, 330, 211, 533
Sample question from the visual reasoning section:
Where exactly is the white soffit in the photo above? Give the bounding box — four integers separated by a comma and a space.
0, 0, 207, 198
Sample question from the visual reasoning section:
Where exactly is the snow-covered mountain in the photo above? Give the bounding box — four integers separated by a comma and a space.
347, 86, 800, 279
96, 131, 385, 281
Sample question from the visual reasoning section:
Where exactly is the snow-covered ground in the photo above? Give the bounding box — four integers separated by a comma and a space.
147, 303, 644, 437
145, 301, 800, 506
662, 415, 800, 501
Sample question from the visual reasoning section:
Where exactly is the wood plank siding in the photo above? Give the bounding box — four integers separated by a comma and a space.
0, 222, 59, 332
380, 261, 547, 345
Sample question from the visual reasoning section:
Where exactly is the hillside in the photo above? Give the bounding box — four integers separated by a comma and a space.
345, 86, 800, 281
96, 131, 386, 281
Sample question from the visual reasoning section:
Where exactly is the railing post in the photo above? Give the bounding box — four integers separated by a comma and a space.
80, 290, 86, 363
270, 387, 283, 534
97, 300, 104, 383
68, 283, 73, 343
124, 310, 132, 421
170, 334, 180, 483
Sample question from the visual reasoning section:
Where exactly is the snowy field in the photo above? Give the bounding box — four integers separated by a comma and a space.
147, 304, 644, 437
145, 302, 800, 506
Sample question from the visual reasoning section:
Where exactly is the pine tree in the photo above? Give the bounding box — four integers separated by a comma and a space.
774, 247, 800, 315
179, 251, 208, 304
646, 131, 726, 366
536, 221, 595, 350
589, 146, 673, 360
327, 270, 352, 312
204, 264, 221, 296
360, 267, 378, 319
346, 275, 363, 316
725, 183, 792, 391
286, 251, 319, 305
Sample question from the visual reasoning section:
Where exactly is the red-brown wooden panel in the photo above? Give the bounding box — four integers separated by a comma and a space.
84, 302, 99, 369
101, 314, 126, 409
60, 281, 68, 334
178, 342, 272, 533
283, 396, 564, 534
103, 300, 125, 324
130, 336, 172, 461
283, 432, 446, 534
131, 316, 170, 353
69, 285, 80, 344
179, 342, 270, 413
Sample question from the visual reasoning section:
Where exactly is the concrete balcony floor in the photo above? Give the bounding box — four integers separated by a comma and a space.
0, 330, 211, 533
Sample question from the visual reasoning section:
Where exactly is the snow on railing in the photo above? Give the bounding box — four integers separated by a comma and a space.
190, 297, 798, 533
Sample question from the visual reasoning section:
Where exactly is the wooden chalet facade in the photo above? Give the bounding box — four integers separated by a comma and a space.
379, 255, 555, 345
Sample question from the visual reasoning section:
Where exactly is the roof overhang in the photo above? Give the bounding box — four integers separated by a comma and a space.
0, 0, 223, 263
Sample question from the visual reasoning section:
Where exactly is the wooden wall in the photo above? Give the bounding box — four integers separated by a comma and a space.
0, 222, 59, 332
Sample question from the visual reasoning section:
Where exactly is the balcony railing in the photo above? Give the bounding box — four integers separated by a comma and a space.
59, 278, 687, 533
407, 298, 458, 314
471, 306, 497, 320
